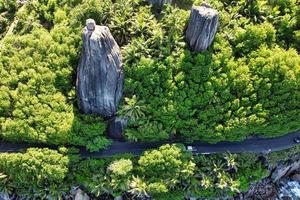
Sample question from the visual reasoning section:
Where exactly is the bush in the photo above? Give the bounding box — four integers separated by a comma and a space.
138, 144, 195, 191
0, 148, 69, 198
232, 22, 276, 56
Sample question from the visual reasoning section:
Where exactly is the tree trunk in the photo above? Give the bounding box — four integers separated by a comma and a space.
186, 3, 219, 52
77, 19, 124, 118
146, 0, 172, 7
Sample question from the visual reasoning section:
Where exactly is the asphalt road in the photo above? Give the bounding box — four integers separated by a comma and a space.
0, 130, 300, 157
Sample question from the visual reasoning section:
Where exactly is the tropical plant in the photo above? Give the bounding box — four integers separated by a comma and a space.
107, 159, 133, 192
118, 95, 146, 122
225, 152, 239, 172
129, 176, 149, 198
0, 172, 13, 195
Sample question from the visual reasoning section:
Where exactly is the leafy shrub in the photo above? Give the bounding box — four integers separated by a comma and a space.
0, 0, 17, 13
232, 22, 276, 56
0, 148, 69, 198
70, 146, 268, 199
138, 144, 195, 192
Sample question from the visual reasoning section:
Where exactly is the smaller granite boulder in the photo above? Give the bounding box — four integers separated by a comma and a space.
146, 0, 172, 7
75, 188, 90, 200
107, 117, 128, 140
186, 2, 219, 52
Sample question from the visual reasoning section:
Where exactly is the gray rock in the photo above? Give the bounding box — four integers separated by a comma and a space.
75, 189, 90, 200
271, 160, 300, 182
242, 178, 278, 200
0, 193, 10, 200
77, 19, 124, 118
146, 0, 172, 7
107, 117, 128, 140
114, 196, 123, 200
186, 2, 219, 52
291, 174, 300, 183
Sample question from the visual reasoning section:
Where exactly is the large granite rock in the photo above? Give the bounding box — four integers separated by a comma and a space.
186, 2, 219, 52
146, 0, 172, 7
77, 19, 124, 118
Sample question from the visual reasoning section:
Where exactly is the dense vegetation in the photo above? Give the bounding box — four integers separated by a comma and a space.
120, 0, 300, 142
0, 145, 269, 199
0, 0, 299, 147
0, 0, 299, 199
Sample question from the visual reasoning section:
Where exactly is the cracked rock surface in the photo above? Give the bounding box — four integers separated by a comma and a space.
186, 3, 219, 52
77, 19, 123, 118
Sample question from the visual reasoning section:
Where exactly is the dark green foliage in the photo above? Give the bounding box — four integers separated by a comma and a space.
266, 145, 300, 168
0, 0, 17, 13
0, 0, 18, 37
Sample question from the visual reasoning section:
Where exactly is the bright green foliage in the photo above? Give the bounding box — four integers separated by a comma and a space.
0, 0, 299, 148
120, 0, 300, 142
0, 27, 108, 150
66, 145, 269, 198
108, 159, 133, 176
233, 22, 276, 56
141, 145, 195, 193
118, 95, 146, 122
0, 148, 69, 198
0, 0, 298, 199
138, 144, 195, 191
0, 145, 271, 199
0, 1, 109, 150
108, 159, 133, 193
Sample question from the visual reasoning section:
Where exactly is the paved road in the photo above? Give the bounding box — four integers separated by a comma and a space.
0, 130, 300, 157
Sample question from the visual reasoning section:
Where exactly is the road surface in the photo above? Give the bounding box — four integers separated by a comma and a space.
0, 130, 299, 157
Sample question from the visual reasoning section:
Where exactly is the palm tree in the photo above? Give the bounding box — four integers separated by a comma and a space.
200, 175, 213, 189
227, 178, 240, 193
0, 173, 13, 196
212, 160, 225, 174
216, 172, 229, 190
118, 95, 146, 122
129, 176, 149, 198
224, 152, 239, 172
